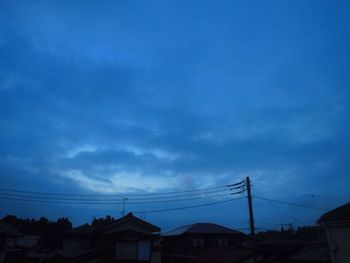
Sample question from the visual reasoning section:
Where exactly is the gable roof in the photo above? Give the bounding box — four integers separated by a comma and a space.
66, 213, 160, 236
163, 223, 243, 236
97, 213, 160, 234
318, 202, 350, 223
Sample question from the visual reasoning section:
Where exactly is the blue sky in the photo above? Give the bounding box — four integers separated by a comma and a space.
0, 0, 349, 231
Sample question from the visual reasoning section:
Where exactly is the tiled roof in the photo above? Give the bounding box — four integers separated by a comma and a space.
66, 212, 160, 236
162, 225, 192, 236
98, 212, 160, 233
318, 202, 350, 223
163, 223, 242, 236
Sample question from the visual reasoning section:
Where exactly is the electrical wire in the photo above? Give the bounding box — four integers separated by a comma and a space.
259, 197, 305, 225
0, 182, 242, 197
132, 196, 246, 214
0, 190, 244, 205
253, 196, 329, 211
252, 188, 308, 225
0, 188, 235, 202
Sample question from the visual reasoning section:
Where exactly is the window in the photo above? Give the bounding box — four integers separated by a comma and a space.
115, 241, 138, 260
138, 241, 151, 261
192, 238, 205, 248
217, 238, 228, 248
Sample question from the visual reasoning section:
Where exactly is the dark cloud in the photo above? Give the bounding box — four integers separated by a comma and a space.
0, 0, 350, 228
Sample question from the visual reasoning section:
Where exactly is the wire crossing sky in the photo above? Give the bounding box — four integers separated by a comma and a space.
0, 0, 350, 229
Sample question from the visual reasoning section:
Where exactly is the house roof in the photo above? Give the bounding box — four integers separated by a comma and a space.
162, 223, 243, 236
99, 212, 160, 234
67, 213, 160, 236
193, 248, 252, 263
318, 202, 350, 223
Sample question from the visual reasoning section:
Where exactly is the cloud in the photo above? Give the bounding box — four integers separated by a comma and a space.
62, 170, 178, 194
0, 0, 350, 227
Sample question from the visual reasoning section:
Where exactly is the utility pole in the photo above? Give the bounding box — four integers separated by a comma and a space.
246, 176, 257, 263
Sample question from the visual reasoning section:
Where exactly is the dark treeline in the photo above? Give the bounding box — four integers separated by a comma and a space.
1, 215, 72, 249
91, 214, 115, 227
0, 214, 118, 249
255, 225, 325, 242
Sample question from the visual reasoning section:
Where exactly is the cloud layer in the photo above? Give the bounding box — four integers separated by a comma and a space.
1, 0, 350, 228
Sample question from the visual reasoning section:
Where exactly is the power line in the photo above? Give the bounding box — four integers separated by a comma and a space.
252, 189, 308, 225
0, 183, 240, 197
258, 196, 305, 226
0, 198, 120, 213
0, 188, 235, 202
133, 197, 246, 214
0, 191, 244, 205
253, 196, 329, 211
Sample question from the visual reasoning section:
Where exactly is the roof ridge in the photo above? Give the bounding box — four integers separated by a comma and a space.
97, 212, 160, 232
162, 222, 243, 236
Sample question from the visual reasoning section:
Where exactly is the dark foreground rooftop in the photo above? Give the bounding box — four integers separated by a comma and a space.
318, 202, 350, 223
163, 223, 243, 236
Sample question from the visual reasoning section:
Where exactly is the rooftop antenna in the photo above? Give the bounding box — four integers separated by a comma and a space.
121, 197, 128, 216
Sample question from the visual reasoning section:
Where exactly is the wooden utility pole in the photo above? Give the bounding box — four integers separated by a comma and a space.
246, 176, 257, 263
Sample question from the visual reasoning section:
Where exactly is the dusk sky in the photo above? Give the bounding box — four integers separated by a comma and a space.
0, 0, 349, 232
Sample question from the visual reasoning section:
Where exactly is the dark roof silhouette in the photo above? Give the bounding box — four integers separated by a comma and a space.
318, 202, 350, 223
98, 212, 160, 234
65, 212, 160, 236
163, 223, 242, 236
